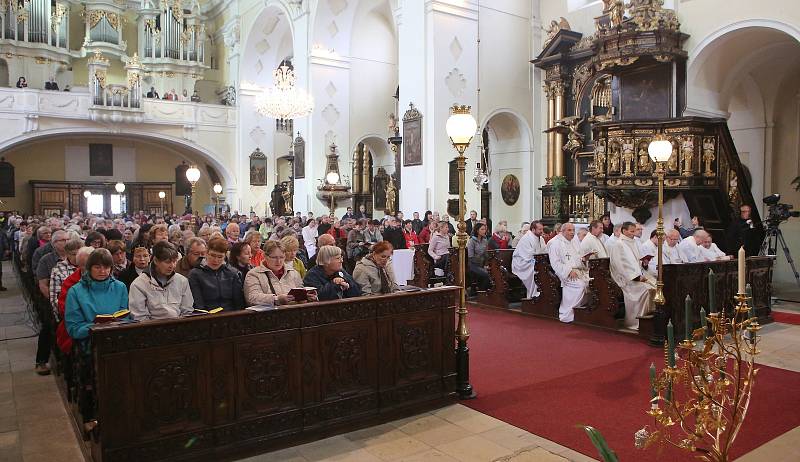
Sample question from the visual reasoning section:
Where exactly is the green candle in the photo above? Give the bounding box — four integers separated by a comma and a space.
667, 320, 676, 368
700, 307, 707, 341
708, 269, 716, 313
685, 294, 692, 341
650, 362, 657, 400
747, 283, 755, 319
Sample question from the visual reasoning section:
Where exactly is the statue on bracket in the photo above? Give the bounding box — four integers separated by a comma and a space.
680, 135, 695, 176
385, 175, 397, 216
702, 136, 716, 177
594, 140, 607, 176
621, 138, 635, 177
637, 140, 651, 174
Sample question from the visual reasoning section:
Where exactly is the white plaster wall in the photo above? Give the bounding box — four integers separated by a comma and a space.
64, 145, 137, 182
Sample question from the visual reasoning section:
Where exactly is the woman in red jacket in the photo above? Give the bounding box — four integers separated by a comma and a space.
488, 224, 510, 250
402, 220, 419, 248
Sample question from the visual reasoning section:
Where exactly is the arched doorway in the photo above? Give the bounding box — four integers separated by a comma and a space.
351, 135, 394, 218
482, 110, 533, 232
687, 23, 800, 292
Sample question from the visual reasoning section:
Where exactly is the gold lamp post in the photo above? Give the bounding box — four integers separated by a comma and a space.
185, 165, 201, 215
648, 134, 673, 306
158, 191, 166, 215
446, 104, 478, 400
213, 183, 223, 218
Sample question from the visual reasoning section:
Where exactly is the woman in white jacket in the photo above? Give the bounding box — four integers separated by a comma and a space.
244, 241, 316, 307
129, 241, 194, 320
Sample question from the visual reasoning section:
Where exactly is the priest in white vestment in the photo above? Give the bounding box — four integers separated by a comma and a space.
579, 220, 608, 259
605, 224, 622, 250
678, 229, 706, 262
302, 220, 319, 259
697, 234, 730, 261
512, 221, 546, 298
547, 223, 589, 323
609, 222, 656, 330
640, 231, 659, 276
662, 229, 685, 265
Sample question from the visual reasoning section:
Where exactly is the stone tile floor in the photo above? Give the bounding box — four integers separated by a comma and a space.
1, 267, 799, 462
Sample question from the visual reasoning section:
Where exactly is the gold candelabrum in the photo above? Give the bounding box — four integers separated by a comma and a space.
637, 287, 761, 462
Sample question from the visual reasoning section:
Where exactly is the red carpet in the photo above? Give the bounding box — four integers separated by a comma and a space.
463, 306, 800, 461
772, 310, 800, 326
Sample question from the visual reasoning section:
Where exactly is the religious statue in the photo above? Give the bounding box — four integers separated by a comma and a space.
621, 138, 635, 177
594, 141, 607, 175
702, 136, 716, 177
603, 0, 626, 28
637, 141, 651, 174
269, 184, 286, 217
558, 116, 585, 155
281, 181, 293, 215
608, 142, 621, 173
385, 175, 397, 216
667, 141, 679, 172
544, 17, 571, 47
388, 113, 399, 137
680, 135, 695, 175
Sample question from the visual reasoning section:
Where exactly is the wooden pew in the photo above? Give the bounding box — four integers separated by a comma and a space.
574, 258, 623, 329
519, 253, 561, 318
475, 249, 526, 309
640, 256, 773, 345
411, 245, 457, 288
65, 288, 459, 462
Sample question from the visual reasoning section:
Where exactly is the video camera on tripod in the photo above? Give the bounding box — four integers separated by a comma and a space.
762, 193, 800, 230
760, 193, 800, 287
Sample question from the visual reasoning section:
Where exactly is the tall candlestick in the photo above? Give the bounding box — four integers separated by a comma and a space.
738, 246, 746, 294
650, 362, 657, 400
708, 269, 716, 313
699, 307, 707, 341
667, 320, 675, 368
684, 294, 692, 341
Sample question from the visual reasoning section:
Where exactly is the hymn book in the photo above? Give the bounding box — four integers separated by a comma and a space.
288, 287, 318, 301
94, 309, 130, 324
192, 307, 224, 315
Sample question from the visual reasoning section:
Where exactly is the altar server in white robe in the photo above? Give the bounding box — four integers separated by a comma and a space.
610, 222, 656, 330
605, 224, 622, 250
640, 230, 659, 276
512, 221, 546, 298
697, 234, 730, 261
662, 229, 685, 265
579, 220, 608, 260
547, 223, 589, 323
678, 229, 705, 263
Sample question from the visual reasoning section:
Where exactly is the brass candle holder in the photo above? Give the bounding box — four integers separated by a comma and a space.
636, 292, 762, 462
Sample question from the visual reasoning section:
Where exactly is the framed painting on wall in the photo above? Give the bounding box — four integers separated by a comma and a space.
402, 103, 423, 166
249, 148, 267, 186
89, 143, 113, 176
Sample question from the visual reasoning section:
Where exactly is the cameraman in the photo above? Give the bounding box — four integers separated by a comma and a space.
725, 204, 763, 256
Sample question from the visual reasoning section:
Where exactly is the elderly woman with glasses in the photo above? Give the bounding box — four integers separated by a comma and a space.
244, 241, 316, 306
303, 245, 362, 301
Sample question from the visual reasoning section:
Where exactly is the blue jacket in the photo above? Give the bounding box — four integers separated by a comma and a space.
66, 272, 129, 340
303, 265, 362, 301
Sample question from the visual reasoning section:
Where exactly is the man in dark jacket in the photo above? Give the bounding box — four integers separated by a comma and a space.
725, 204, 764, 256
381, 217, 407, 250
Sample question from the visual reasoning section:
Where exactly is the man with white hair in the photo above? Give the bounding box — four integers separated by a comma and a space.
579, 220, 608, 260
512, 220, 546, 298
576, 227, 588, 243
697, 233, 730, 261
609, 222, 656, 330
678, 229, 706, 263
661, 229, 684, 266
547, 223, 589, 323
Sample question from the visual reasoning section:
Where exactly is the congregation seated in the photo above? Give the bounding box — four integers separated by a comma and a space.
188, 237, 245, 311
466, 223, 491, 292
117, 246, 150, 289
65, 248, 129, 342
280, 235, 307, 278
230, 241, 253, 280
55, 246, 94, 356
418, 220, 436, 244
346, 219, 370, 260
353, 241, 400, 295
244, 240, 315, 306
608, 222, 656, 330
245, 230, 265, 267
403, 219, 420, 248
129, 241, 194, 320
107, 240, 129, 279
176, 237, 207, 277
512, 220, 546, 298
382, 216, 407, 250
579, 220, 608, 260
303, 245, 362, 300
309, 233, 336, 267
547, 223, 589, 323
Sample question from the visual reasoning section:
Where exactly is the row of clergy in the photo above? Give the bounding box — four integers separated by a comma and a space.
510, 220, 731, 331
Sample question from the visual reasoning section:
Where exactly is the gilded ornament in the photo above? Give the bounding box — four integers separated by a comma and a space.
667, 140, 678, 172
637, 140, 651, 174
608, 140, 621, 173
602, 0, 626, 28
543, 17, 571, 49
621, 137, 635, 177
680, 135, 695, 176
594, 140, 607, 176
702, 136, 716, 177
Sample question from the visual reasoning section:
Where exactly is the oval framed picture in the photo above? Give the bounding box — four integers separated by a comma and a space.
501, 174, 520, 206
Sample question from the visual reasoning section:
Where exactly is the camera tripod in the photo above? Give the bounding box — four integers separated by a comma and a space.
760, 226, 800, 287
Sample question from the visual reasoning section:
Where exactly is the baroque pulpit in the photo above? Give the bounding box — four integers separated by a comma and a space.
532, 0, 761, 243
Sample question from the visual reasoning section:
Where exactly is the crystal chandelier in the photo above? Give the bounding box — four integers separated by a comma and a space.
255, 62, 314, 120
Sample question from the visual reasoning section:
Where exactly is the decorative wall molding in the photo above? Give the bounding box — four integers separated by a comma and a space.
445, 68, 466, 98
